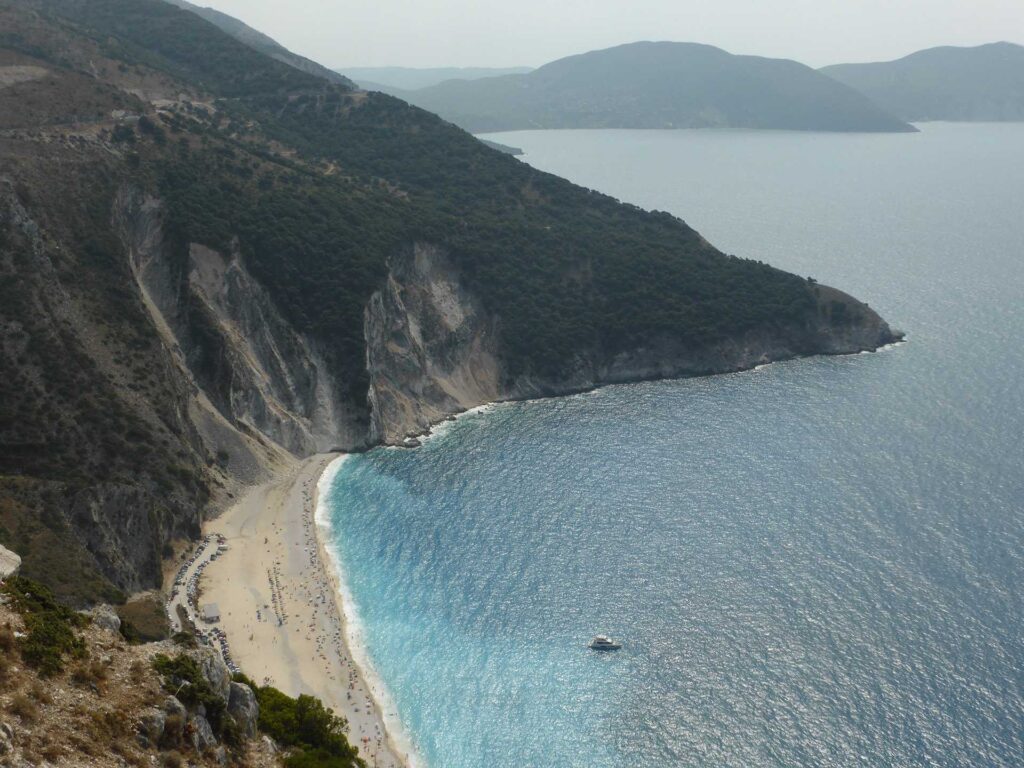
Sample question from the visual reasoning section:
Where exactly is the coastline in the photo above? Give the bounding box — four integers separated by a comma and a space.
314, 457, 424, 767
199, 454, 410, 768
191, 339, 909, 765
385, 339, 905, 448
393, 339, 907, 447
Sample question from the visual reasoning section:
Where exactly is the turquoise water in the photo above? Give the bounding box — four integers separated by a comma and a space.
320, 124, 1024, 767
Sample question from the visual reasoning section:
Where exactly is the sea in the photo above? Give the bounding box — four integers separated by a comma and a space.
317, 124, 1024, 767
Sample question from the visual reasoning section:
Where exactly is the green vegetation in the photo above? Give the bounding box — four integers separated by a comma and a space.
0, 0, 884, 610
2, 576, 87, 676
35, 0, 324, 98
231, 673, 363, 768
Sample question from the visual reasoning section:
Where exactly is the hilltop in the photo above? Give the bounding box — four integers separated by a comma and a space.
391, 41, 915, 133
821, 42, 1024, 122
163, 0, 355, 86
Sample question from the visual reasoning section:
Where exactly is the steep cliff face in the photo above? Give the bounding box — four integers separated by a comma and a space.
364, 244, 901, 443
364, 244, 503, 444
0, 172, 207, 600
116, 188, 364, 457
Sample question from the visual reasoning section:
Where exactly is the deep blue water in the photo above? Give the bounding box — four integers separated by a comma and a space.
320, 124, 1024, 767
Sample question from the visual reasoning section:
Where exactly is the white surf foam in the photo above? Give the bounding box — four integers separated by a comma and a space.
316, 456, 425, 768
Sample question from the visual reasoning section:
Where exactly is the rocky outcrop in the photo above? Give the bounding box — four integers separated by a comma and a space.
185, 241, 363, 454
228, 681, 259, 739
137, 708, 166, 748
364, 243, 901, 443
195, 645, 232, 701
135, 653, 259, 754
189, 712, 217, 752
0, 545, 20, 580
84, 604, 122, 634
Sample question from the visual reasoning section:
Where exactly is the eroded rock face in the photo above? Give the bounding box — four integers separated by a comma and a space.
189, 712, 217, 752
116, 186, 363, 456
186, 242, 360, 454
85, 604, 121, 635
117, 190, 901, 460
227, 681, 259, 738
362, 242, 901, 444
364, 243, 502, 444
195, 646, 232, 702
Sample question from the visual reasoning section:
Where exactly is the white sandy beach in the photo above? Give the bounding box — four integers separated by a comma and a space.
200, 454, 410, 768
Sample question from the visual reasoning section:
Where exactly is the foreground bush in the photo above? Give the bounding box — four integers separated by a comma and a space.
2, 576, 86, 676
233, 673, 363, 767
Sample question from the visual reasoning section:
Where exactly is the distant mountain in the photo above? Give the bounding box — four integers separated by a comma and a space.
163, 0, 355, 87
341, 66, 532, 92
821, 42, 1024, 122
394, 41, 915, 133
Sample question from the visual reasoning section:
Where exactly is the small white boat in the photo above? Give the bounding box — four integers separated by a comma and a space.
589, 635, 622, 651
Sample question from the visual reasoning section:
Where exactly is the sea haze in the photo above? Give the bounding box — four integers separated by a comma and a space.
320, 124, 1024, 767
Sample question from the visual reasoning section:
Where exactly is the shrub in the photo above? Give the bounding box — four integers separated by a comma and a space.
255, 685, 363, 767
71, 660, 109, 693
160, 713, 184, 750
1, 577, 86, 676
9, 692, 38, 722
28, 680, 53, 704
129, 659, 148, 683
0, 623, 15, 652
170, 631, 196, 647
111, 124, 135, 143
40, 743, 63, 762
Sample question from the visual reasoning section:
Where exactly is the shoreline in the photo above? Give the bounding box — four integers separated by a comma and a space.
199, 454, 410, 768
392, 338, 908, 447
314, 456, 424, 767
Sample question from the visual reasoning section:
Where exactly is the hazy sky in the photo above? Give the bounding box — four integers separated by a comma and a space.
198, 0, 1023, 69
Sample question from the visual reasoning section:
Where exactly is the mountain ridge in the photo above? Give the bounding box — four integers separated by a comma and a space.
162, 0, 356, 87
821, 41, 1024, 122
390, 40, 915, 133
